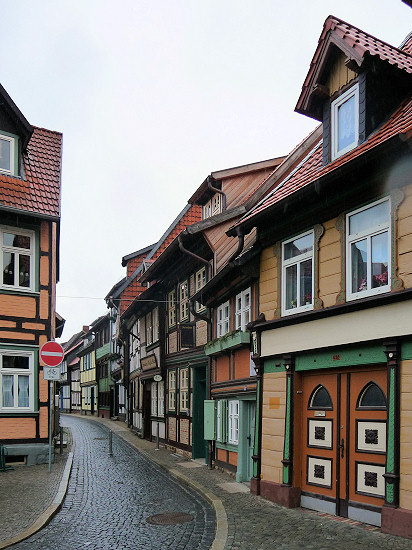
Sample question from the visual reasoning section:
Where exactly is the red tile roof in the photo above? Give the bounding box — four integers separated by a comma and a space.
296, 16, 412, 117
0, 126, 62, 218
235, 96, 412, 229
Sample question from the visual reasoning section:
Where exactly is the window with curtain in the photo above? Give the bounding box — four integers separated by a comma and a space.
0, 351, 33, 411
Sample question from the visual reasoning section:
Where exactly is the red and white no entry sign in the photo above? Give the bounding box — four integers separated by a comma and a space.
40, 341, 64, 367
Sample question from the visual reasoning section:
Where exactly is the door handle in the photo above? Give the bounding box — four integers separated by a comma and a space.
247, 435, 251, 445
339, 438, 344, 459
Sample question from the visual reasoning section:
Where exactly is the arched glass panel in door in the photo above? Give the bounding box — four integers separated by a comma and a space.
308, 384, 333, 410
357, 382, 386, 409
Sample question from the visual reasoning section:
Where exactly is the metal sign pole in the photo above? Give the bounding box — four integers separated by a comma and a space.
48, 380, 52, 473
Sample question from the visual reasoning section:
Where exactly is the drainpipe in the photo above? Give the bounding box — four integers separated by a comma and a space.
178, 233, 211, 326
227, 226, 245, 264
207, 175, 226, 211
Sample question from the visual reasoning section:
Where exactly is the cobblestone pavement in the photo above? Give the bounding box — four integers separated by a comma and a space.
9, 416, 215, 550
4, 413, 412, 549
0, 439, 69, 545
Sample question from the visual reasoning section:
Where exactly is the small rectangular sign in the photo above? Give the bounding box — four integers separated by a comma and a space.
43, 366, 61, 381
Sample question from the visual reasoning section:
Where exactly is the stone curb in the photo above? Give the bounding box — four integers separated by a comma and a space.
76, 415, 228, 550
0, 449, 74, 550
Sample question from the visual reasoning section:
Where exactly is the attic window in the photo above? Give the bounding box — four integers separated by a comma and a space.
203, 193, 223, 219
0, 133, 15, 176
331, 84, 359, 161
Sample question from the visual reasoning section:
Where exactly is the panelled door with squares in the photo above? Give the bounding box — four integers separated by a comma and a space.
301, 367, 387, 524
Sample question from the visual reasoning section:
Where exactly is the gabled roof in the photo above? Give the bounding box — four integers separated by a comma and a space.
232, 96, 412, 234
121, 243, 156, 267
296, 15, 412, 120
0, 126, 63, 219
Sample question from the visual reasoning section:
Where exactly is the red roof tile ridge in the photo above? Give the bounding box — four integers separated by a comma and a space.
32, 125, 63, 137
326, 15, 412, 58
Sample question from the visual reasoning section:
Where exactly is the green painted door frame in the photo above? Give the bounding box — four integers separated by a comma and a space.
192, 365, 207, 460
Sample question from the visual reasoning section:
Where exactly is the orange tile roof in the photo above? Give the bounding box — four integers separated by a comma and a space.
0, 126, 62, 218
296, 16, 412, 117
235, 96, 412, 229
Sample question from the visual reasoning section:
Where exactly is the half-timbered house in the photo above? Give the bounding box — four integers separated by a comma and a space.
0, 83, 63, 465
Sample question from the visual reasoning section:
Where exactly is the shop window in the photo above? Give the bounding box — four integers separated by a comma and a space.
357, 382, 386, 409
308, 385, 333, 410
346, 198, 390, 300
282, 231, 314, 315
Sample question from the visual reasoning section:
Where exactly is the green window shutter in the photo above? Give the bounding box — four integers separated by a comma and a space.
220, 399, 228, 443
204, 400, 216, 440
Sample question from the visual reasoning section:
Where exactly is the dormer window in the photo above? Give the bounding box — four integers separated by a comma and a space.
331, 84, 359, 161
203, 192, 223, 219
0, 133, 15, 176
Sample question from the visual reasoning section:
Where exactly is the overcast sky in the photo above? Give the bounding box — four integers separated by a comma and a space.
1, 1, 410, 341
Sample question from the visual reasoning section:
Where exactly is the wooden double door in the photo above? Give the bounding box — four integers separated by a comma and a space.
301, 367, 387, 522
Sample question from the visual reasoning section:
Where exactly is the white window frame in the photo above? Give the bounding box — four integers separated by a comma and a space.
228, 400, 239, 445
146, 311, 153, 345
152, 307, 159, 343
282, 230, 314, 316
203, 200, 212, 220
151, 381, 158, 416
346, 197, 391, 301
158, 381, 164, 417
331, 84, 359, 161
195, 266, 207, 312
212, 193, 222, 215
168, 370, 176, 411
168, 289, 176, 328
179, 281, 189, 321
217, 300, 230, 338
1, 226, 35, 292
0, 133, 15, 176
0, 350, 34, 412
179, 368, 189, 412
235, 287, 251, 331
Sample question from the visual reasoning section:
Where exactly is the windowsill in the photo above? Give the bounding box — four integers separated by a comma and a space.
146, 341, 160, 352
0, 288, 39, 296
205, 330, 250, 356
347, 285, 390, 301
282, 304, 314, 317
216, 442, 238, 452
0, 410, 38, 416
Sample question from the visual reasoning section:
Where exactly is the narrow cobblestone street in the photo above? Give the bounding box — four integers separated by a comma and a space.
10, 416, 215, 550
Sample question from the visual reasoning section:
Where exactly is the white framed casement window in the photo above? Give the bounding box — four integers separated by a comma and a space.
331, 84, 359, 161
168, 289, 176, 328
1, 227, 35, 292
0, 133, 15, 175
212, 193, 222, 215
203, 200, 212, 220
157, 381, 164, 417
179, 368, 189, 412
346, 197, 391, 301
151, 381, 158, 416
152, 307, 159, 343
168, 370, 176, 411
146, 312, 153, 345
282, 231, 314, 315
179, 281, 189, 321
217, 300, 230, 337
195, 266, 207, 312
235, 287, 251, 331
0, 351, 34, 411
228, 400, 239, 445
